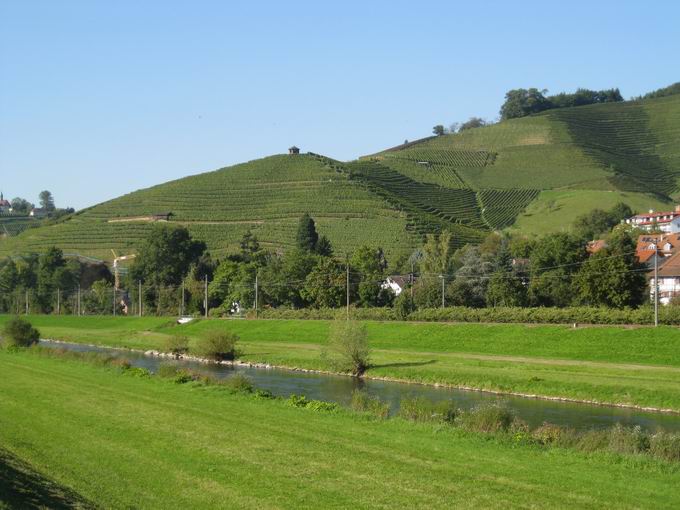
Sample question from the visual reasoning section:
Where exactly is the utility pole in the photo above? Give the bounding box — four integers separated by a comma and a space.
113, 286, 116, 316
654, 246, 659, 327
25, 289, 29, 315
77, 285, 81, 316
57, 288, 61, 315
254, 272, 259, 318
346, 263, 350, 320
410, 261, 415, 299
138, 281, 142, 317
440, 274, 445, 309
204, 275, 208, 319
181, 281, 185, 316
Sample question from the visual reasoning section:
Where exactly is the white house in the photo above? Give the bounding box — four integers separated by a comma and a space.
626, 206, 680, 233
649, 251, 680, 305
381, 275, 412, 296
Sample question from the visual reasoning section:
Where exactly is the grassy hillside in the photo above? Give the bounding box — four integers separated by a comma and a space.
2, 94, 680, 259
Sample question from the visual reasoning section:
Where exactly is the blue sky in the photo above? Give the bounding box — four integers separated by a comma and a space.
1, 0, 678, 210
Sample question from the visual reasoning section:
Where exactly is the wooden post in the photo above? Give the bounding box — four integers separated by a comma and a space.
139, 281, 142, 317
254, 272, 259, 318
346, 263, 350, 320
654, 248, 659, 327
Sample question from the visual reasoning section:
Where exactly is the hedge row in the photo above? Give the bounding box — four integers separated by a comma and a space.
256, 305, 678, 325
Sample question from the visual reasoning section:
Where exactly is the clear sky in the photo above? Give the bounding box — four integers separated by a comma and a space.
1, 0, 678, 210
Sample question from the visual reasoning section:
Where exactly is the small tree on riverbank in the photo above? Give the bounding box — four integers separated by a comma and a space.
163, 335, 189, 359
325, 320, 370, 376
194, 331, 239, 361
1, 317, 40, 348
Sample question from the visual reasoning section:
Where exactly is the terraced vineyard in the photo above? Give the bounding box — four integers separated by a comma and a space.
2, 94, 680, 259
478, 189, 541, 229
0, 215, 38, 237
550, 102, 676, 196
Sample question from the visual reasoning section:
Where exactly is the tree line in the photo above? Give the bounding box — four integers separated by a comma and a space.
0, 203, 653, 317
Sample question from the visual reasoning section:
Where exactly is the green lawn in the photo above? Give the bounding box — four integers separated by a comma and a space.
4, 315, 680, 410
2, 351, 680, 509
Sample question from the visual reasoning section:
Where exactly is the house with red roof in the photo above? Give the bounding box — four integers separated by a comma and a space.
625, 206, 680, 233
0, 193, 10, 213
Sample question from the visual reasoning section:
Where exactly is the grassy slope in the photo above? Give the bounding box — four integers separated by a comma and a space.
8, 315, 680, 410
510, 189, 672, 235
2, 351, 680, 509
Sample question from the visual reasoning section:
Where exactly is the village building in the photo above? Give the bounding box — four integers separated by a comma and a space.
381, 275, 415, 296
649, 250, 680, 305
29, 207, 48, 218
625, 206, 680, 233
288, 146, 300, 155
0, 193, 11, 213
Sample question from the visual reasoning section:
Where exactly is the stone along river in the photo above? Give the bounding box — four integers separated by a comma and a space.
41, 340, 680, 432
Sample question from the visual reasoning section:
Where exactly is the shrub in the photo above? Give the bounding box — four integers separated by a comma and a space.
350, 390, 390, 419
398, 396, 457, 423
325, 320, 370, 376
607, 424, 650, 455
285, 394, 339, 412
162, 335, 189, 358
124, 367, 151, 378
532, 422, 570, 445
457, 404, 516, 433
576, 429, 611, 452
223, 373, 253, 393
1, 317, 40, 348
649, 431, 680, 462
194, 330, 239, 361
156, 362, 194, 383
393, 293, 416, 320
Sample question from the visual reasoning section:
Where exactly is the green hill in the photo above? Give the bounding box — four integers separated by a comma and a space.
2, 94, 680, 262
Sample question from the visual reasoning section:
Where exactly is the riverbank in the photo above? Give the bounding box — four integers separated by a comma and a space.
2, 350, 680, 509
4, 315, 680, 411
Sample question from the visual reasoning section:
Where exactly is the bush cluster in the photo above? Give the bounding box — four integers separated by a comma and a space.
258, 305, 680, 325
350, 390, 390, 419
1, 317, 40, 348
193, 331, 239, 361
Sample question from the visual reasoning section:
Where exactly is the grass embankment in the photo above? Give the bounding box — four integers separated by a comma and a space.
2, 350, 680, 509
4, 315, 680, 411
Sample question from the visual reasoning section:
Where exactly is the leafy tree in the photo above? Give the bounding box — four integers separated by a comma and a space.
572, 229, 646, 308
0, 259, 19, 312
130, 225, 206, 287
485, 271, 527, 307
325, 320, 370, 376
38, 190, 55, 211
421, 231, 454, 275
432, 124, 445, 136
572, 203, 633, 240
528, 233, 586, 307
258, 249, 317, 308
452, 245, 494, 307
301, 257, 345, 308
84, 279, 114, 314
1, 317, 39, 348
239, 230, 260, 261
500, 88, 551, 120
10, 197, 32, 213
316, 235, 333, 257
350, 245, 390, 307
296, 213, 319, 252
459, 117, 488, 131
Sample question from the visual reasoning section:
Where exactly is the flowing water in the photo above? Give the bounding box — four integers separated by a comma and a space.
41, 340, 680, 432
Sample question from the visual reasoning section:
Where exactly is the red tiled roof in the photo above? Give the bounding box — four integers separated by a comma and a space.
656, 251, 680, 277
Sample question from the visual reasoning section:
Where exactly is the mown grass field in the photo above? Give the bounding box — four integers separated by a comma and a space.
2, 350, 680, 509
6, 315, 680, 411
3, 95, 680, 261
